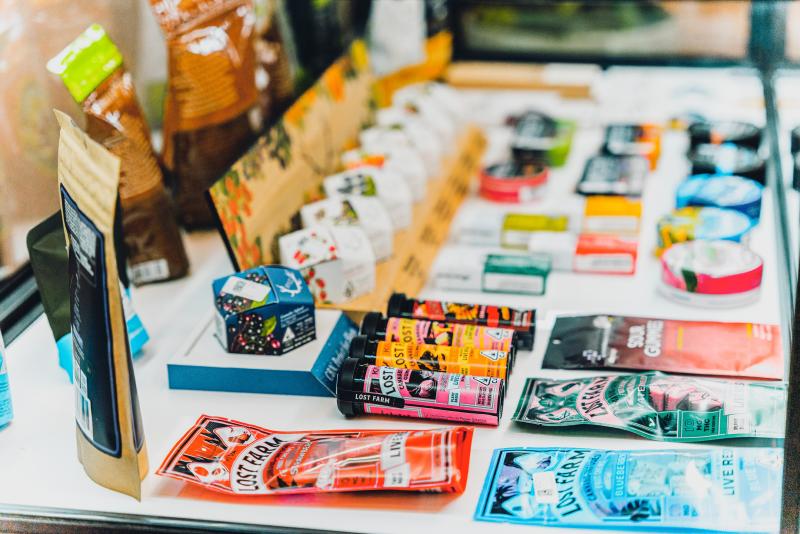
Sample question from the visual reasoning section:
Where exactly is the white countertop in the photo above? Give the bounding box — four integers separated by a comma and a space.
0, 69, 788, 533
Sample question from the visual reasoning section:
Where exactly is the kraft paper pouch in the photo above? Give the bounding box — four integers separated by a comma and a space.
475, 447, 781, 532
55, 110, 148, 499
514, 372, 785, 441
159, 415, 473, 495
542, 314, 782, 380
27, 213, 150, 381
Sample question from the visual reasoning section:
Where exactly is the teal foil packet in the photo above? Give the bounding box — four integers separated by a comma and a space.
513, 372, 785, 441
475, 447, 782, 532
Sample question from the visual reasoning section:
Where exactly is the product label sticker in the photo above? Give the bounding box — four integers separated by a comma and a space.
221, 276, 272, 302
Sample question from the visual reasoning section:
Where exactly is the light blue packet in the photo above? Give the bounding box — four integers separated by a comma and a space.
475, 447, 781, 532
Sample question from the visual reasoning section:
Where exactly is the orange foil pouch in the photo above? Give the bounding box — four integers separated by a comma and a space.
151, 0, 258, 228
158, 415, 474, 495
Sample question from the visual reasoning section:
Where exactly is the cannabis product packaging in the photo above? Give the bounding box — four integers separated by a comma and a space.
0, 329, 12, 428
656, 206, 753, 255
213, 265, 316, 355
431, 247, 551, 295
660, 240, 763, 308
300, 196, 394, 262
151, 0, 259, 227
542, 313, 781, 379
279, 225, 376, 304
337, 359, 504, 425
689, 143, 766, 185
475, 447, 780, 531
675, 174, 763, 222
55, 110, 147, 499
159, 415, 474, 494
387, 293, 535, 351
514, 372, 785, 441
528, 233, 638, 275
602, 123, 662, 169
322, 167, 413, 229
349, 335, 510, 380
48, 24, 189, 284
341, 146, 428, 201
577, 154, 648, 197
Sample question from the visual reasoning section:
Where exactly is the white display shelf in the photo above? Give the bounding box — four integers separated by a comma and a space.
0, 68, 786, 533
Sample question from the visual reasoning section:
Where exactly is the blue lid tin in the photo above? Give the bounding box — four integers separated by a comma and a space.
676, 173, 764, 221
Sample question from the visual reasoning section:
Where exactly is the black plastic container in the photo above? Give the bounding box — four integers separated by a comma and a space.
688, 120, 762, 151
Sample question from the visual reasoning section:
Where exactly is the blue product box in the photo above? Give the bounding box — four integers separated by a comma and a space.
168, 309, 357, 397
213, 265, 316, 355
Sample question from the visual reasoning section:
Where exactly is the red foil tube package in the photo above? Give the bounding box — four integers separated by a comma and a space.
159, 415, 474, 495
337, 359, 505, 426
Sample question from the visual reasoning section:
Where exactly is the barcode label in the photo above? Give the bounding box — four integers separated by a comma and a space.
131, 259, 170, 284
448, 389, 461, 405
574, 253, 633, 274
727, 414, 751, 434
221, 276, 271, 302
532, 471, 558, 504
74, 361, 93, 437
447, 374, 462, 390
583, 216, 639, 233
383, 464, 411, 487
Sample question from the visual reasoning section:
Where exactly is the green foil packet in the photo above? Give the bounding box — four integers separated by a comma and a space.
513, 372, 785, 442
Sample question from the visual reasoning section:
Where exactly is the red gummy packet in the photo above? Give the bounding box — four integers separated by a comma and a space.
158, 415, 473, 495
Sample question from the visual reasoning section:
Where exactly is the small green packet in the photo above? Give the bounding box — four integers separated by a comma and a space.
513, 372, 785, 442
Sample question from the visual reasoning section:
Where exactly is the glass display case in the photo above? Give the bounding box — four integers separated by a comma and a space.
0, 1, 798, 533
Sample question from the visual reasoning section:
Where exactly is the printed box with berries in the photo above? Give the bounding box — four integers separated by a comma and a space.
212, 265, 316, 355
279, 225, 376, 304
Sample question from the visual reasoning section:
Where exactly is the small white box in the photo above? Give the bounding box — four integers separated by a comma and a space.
377, 105, 455, 153
300, 196, 394, 261
279, 225, 376, 304
431, 246, 550, 296
360, 124, 441, 177
452, 206, 579, 249
323, 166, 413, 229
341, 146, 428, 200
393, 82, 468, 129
